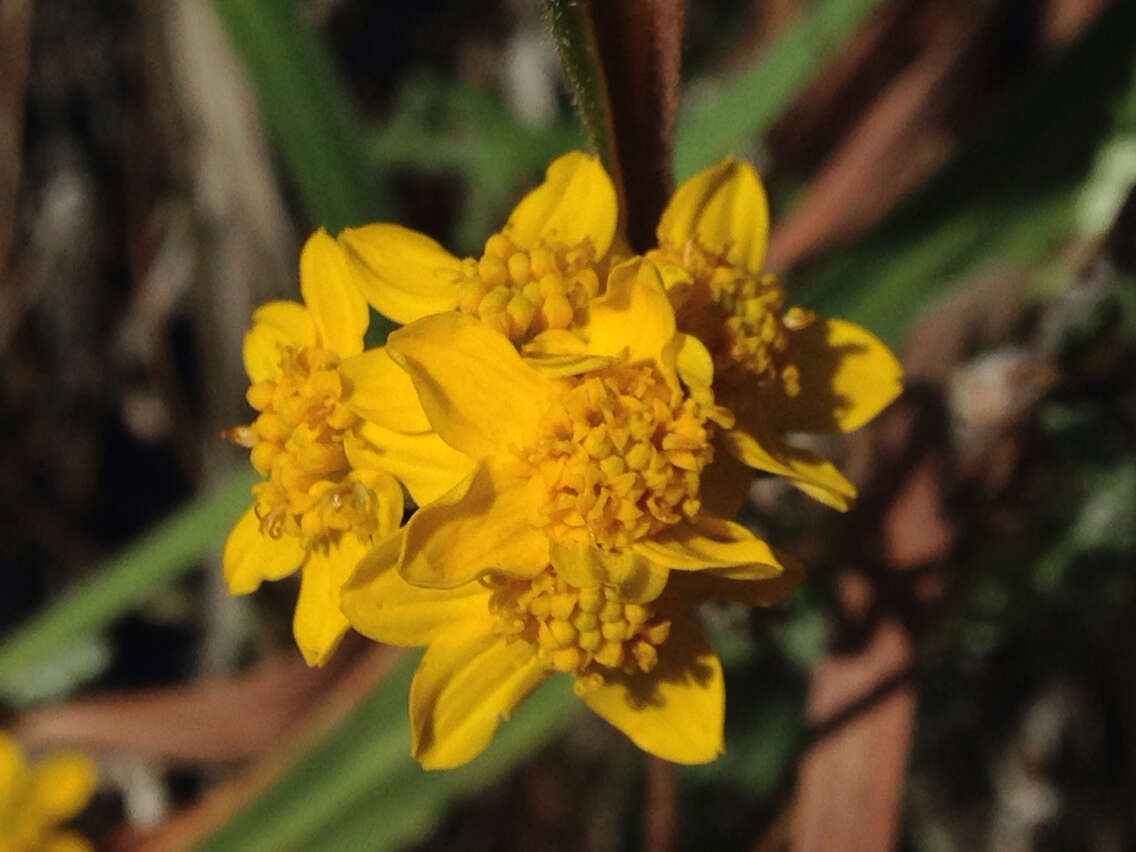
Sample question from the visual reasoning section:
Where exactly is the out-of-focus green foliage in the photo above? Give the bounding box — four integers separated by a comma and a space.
673, 0, 886, 180
198, 657, 578, 852
798, 1, 1136, 343
208, 0, 383, 230
367, 77, 583, 253
0, 472, 255, 688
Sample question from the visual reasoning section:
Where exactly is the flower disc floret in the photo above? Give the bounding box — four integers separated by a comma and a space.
515, 362, 732, 551
230, 345, 382, 549
649, 241, 815, 395
486, 568, 672, 694
456, 232, 601, 342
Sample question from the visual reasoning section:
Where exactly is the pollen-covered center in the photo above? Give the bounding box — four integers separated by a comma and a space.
649, 241, 815, 394
456, 232, 600, 342
227, 346, 384, 549
515, 363, 730, 551
487, 568, 672, 694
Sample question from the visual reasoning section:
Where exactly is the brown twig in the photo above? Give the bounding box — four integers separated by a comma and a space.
588, 0, 683, 252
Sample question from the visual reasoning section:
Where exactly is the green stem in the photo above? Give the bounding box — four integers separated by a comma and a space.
539, 0, 625, 219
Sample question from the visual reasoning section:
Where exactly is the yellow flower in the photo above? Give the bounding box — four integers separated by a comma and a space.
336, 152, 619, 344
223, 230, 471, 665
342, 530, 802, 768
647, 158, 903, 510
0, 734, 97, 852
384, 257, 794, 599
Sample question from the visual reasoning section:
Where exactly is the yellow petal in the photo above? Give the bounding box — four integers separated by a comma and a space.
668, 555, 804, 609
352, 421, 476, 507
722, 427, 857, 512
410, 628, 548, 769
522, 351, 621, 379
549, 540, 670, 603
299, 228, 369, 357
339, 346, 432, 434
582, 258, 676, 368
371, 469, 407, 537
633, 517, 785, 579
242, 301, 316, 383
222, 507, 306, 595
401, 460, 549, 588
522, 328, 587, 357
674, 332, 714, 390
293, 535, 364, 666
251, 300, 318, 346
28, 753, 98, 821
583, 616, 723, 764
657, 157, 769, 275
502, 151, 618, 257
777, 318, 903, 434
341, 530, 492, 647
338, 223, 462, 324
388, 312, 551, 459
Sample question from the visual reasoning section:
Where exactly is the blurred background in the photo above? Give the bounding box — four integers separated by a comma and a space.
1, 0, 1135, 849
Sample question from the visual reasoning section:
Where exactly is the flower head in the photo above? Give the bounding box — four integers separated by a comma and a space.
0, 734, 97, 852
223, 230, 471, 665
337, 152, 619, 343
385, 258, 793, 599
341, 531, 802, 768
647, 158, 903, 510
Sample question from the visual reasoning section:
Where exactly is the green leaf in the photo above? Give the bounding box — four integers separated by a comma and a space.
674, 0, 886, 180
0, 471, 256, 688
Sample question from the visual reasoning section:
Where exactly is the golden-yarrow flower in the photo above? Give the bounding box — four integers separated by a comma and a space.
229, 147, 902, 766
647, 158, 903, 510
382, 257, 795, 597
337, 151, 619, 344
340, 257, 804, 767
223, 230, 470, 665
342, 534, 801, 768
0, 734, 97, 852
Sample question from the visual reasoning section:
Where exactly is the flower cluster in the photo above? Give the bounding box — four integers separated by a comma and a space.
0, 734, 97, 852
224, 153, 901, 766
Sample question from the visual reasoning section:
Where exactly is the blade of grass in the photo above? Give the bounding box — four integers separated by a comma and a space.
673, 0, 885, 180
197, 656, 578, 852
0, 470, 256, 687
207, 0, 383, 230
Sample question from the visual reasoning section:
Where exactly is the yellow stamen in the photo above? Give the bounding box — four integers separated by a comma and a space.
488, 567, 673, 688
515, 363, 731, 550
648, 240, 816, 395
225, 346, 382, 549
455, 231, 602, 342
